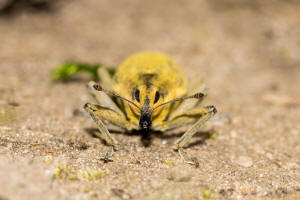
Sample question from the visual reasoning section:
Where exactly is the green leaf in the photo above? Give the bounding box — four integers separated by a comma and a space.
51, 62, 115, 81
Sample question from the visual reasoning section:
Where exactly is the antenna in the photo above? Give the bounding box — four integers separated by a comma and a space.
92, 83, 141, 110
153, 92, 205, 111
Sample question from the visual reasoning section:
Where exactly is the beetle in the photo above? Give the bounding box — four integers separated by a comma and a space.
84, 52, 217, 166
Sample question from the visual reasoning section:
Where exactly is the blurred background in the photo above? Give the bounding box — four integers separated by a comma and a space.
0, 0, 299, 199
1, 0, 300, 108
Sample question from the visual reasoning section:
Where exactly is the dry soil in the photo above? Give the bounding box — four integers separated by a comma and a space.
0, 0, 300, 199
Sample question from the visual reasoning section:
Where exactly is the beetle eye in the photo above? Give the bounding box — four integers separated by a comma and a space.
134, 89, 140, 102
154, 91, 160, 104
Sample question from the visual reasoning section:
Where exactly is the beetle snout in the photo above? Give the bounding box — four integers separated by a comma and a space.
139, 106, 152, 132
142, 121, 149, 129
139, 118, 151, 132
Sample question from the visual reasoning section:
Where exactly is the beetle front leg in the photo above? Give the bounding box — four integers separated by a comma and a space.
84, 103, 130, 162
174, 105, 217, 166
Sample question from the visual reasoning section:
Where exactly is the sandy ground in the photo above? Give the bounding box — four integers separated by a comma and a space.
0, 0, 300, 199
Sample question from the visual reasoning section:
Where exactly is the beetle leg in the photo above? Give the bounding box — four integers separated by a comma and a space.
84, 103, 131, 161
175, 105, 216, 166
154, 105, 216, 166
152, 115, 194, 131
153, 106, 213, 131
97, 67, 114, 90
87, 81, 125, 116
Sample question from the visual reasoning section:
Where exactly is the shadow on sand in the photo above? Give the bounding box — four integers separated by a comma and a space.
85, 127, 214, 149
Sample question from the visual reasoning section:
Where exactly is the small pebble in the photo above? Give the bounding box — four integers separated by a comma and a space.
266, 153, 273, 160
230, 130, 237, 138
237, 156, 253, 167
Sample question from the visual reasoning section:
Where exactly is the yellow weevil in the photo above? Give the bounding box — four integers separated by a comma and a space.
84, 52, 217, 166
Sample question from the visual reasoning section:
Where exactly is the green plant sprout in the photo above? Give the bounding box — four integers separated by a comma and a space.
51, 62, 115, 81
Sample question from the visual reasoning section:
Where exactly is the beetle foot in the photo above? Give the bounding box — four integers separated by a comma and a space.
100, 146, 115, 163
178, 147, 199, 168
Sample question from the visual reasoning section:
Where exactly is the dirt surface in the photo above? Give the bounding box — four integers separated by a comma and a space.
0, 0, 300, 199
